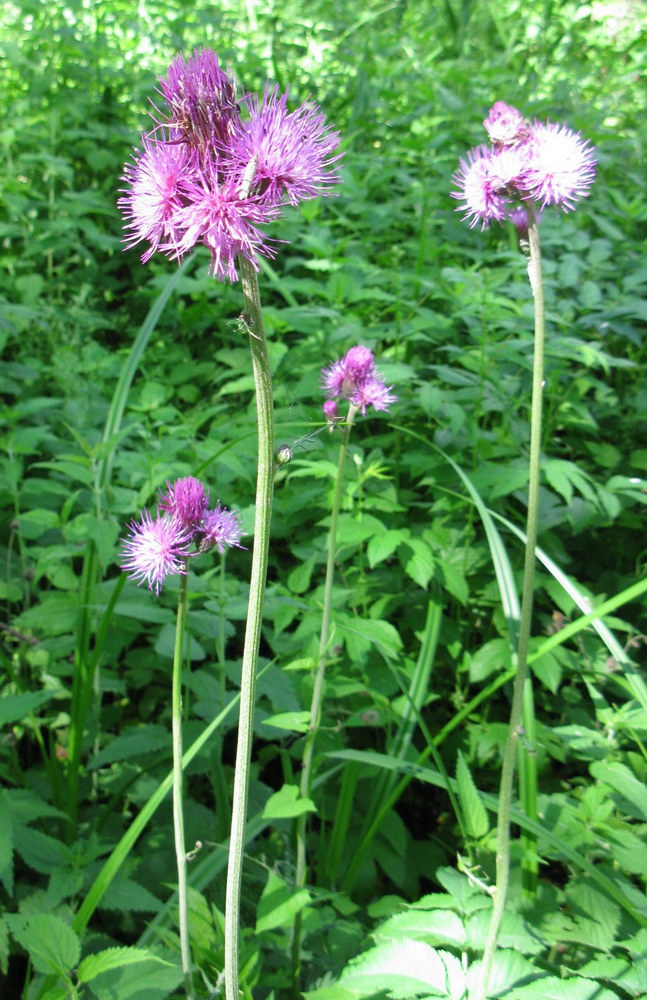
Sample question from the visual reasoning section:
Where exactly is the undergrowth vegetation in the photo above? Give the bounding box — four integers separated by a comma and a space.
1, 1, 646, 998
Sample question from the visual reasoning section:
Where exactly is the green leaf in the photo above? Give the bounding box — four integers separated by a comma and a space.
337, 615, 403, 661
87, 958, 184, 999
0, 799, 13, 895
579, 956, 647, 994
14, 826, 72, 875
466, 951, 537, 996
401, 537, 435, 589
288, 556, 316, 593
78, 947, 168, 984
89, 725, 169, 770
7, 913, 80, 976
0, 690, 58, 727
0, 916, 9, 977
509, 975, 618, 1000
335, 513, 384, 545
303, 988, 357, 1000
455, 752, 489, 840
367, 529, 409, 568
376, 908, 466, 948
590, 760, 647, 820
263, 784, 316, 819
262, 711, 312, 733
255, 870, 311, 934
339, 939, 466, 999
468, 638, 512, 683
99, 877, 161, 913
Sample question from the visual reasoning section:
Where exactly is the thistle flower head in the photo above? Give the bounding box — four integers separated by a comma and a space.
231, 88, 343, 207
452, 102, 596, 230
158, 476, 209, 530
199, 502, 243, 553
322, 399, 340, 422
157, 49, 239, 151
321, 345, 396, 415
120, 510, 192, 595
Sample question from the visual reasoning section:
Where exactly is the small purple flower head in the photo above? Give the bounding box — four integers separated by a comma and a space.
231, 88, 343, 207
451, 145, 512, 229
156, 49, 239, 151
119, 135, 192, 262
483, 102, 530, 147
199, 502, 243, 554
351, 378, 398, 415
321, 345, 396, 416
322, 399, 340, 422
158, 476, 209, 530
120, 510, 192, 595
524, 121, 597, 212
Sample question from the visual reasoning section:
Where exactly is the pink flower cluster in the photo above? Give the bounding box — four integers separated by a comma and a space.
120, 476, 242, 594
451, 101, 596, 230
119, 50, 342, 281
321, 345, 396, 417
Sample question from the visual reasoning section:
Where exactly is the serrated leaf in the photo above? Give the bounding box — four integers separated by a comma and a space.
303, 987, 357, 1000
89, 725, 169, 770
337, 615, 403, 661
78, 947, 167, 984
263, 784, 316, 819
375, 908, 466, 948
468, 638, 512, 683
99, 877, 161, 913
262, 711, 311, 733
466, 951, 536, 997
401, 537, 435, 589
0, 690, 58, 727
509, 975, 618, 1000
339, 939, 465, 999
87, 958, 183, 999
14, 826, 72, 875
367, 529, 409, 568
579, 955, 647, 994
590, 760, 647, 820
255, 870, 311, 934
456, 751, 489, 840
7, 913, 80, 975
288, 556, 315, 593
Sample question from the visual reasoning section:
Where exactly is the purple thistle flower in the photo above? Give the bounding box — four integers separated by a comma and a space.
483, 101, 530, 147
119, 135, 193, 262
120, 510, 192, 595
199, 503, 243, 554
322, 399, 340, 421
524, 121, 597, 212
451, 145, 512, 229
351, 378, 398, 415
158, 476, 210, 530
231, 87, 343, 207
321, 345, 396, 415
156, 49, 239, 151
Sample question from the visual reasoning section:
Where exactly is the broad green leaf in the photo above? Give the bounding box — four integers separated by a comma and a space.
337, 615, 403, 661
288, 556, 315, 593
0, 690, 58, 727
303, 988, 356, 1000
466, 951, 536, 997
262, 711, 311, 733
401, 537, 435, 589
263, 784, 316, 819
339, 939, 465, 999
335, 513, 384, 545
89, 725, 169, 770
468, 638, 512, 683
13, 826, 72, 875
509, 975, 618, 1000
579, 956, 647, 994
7, 913, 80, 976
375, 908, 466, 948
368, 529, 409, 568
78, 947, 167, 984
255, 870, 311, 934
590, 760, 647, 821
87, 958, 183, 999
99, 877, 161, 913
456, 751, 489, 840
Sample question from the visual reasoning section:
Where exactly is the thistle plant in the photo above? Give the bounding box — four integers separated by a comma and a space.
292, 346, 395, 987
118, 48, 342, 998
452, 102, 596, 999
120, 476, 241, 999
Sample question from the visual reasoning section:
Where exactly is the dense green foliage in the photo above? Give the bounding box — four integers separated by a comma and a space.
1, 0, 646, 997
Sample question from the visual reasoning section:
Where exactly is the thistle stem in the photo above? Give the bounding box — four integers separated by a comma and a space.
291, 403, 357, 989
224, 258, 275, 1000
172, 569, 194, 999
475, 204, 544, 1000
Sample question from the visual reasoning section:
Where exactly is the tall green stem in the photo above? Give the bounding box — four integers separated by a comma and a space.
172, 569, 194, 999
291, 404, 357, 989
224, 257, 275, 1000
475, 205, 544, 1000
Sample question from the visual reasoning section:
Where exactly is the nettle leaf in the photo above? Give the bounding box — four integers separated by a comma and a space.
78, 947, 168, 984
400, 537, 435, 589
508, 975, 618, 1000
3, 788, 67, 824
337, 614, 403, 662
89, 724, 169, 769
466, 908, 546, 956
7, 913, 80, 976
339, 939, 466, 999
255, 869, 311, 934
368, 529, 410, 567
466, 951, 536, 997
455, 751, 489, 840
86, 957, 183, 999
590, 760, 647, 821
303, 987, 357, 1000
0, 690, 59, 726
579, 955, 647, 995
468, 638, 512, 683
335, 513, 384, 545
263, 784, 316, 819
14, 826, 72, 875
99, 877, 162, 913
375, 908, 466, 949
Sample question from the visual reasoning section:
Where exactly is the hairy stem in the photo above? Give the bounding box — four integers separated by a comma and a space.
291, 404, 357, 990
172, 569, 194, 999
224, 258, 275, 1000
475, 204, 544, 1000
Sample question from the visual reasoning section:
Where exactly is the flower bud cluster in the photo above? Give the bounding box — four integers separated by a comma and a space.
119, 49, 342, 281
321, 345, 397, 416
120, 476, 242, 594
451, 101, 596, 230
